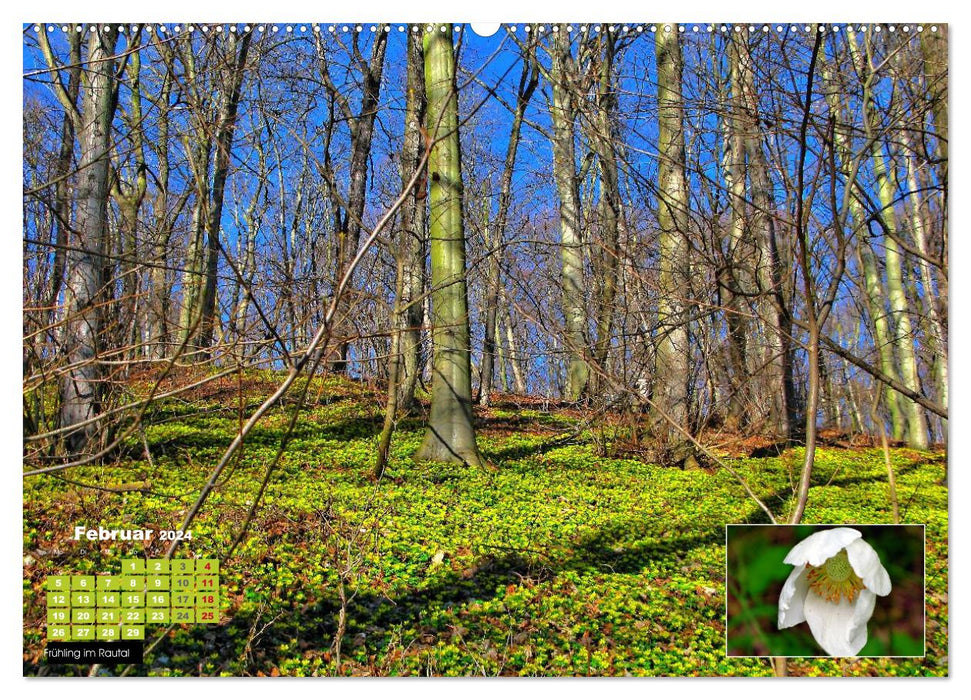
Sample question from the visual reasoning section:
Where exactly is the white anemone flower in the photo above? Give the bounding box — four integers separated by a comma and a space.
778, 527, 891, 656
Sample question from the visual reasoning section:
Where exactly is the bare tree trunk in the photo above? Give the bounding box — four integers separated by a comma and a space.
42, 30, 82, 322
651, 27, 691, 440
501, 296, 528, 395
901, 130, 947, 415
198, 31, 252, 353
735, 32, 795, 439
58, 26, 120, 454
479, 47, 537, 407
823, 59, 907, 440
478, 180, 499, 406
722, 35, 751, 431
323, 29, 389, 372
548, 25, 590, 401
177, 42, 211, 349
397, 26, 428, 411
919, 26, 948, 169
110, 43, 148, 363
231, 133, 267, 351
496, 311, 510, 394
146, 38, 184, 360
919, 25, 948, 281
585, 32, 623, 395
848, 28, 928, 449
415, 26, 485, 467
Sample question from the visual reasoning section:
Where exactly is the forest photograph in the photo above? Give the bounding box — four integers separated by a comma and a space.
21, 21, 947, 677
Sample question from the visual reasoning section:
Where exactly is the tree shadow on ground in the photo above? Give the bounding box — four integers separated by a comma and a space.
480, 436, 581, 463
177, 521, 727, 675
736, 460, 924, 525
142, 416, 393, 456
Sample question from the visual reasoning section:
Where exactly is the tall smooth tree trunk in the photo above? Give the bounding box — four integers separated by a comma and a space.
901, 130, 947, 416
822, 62, 907, 440
722, 35, 751, 431
651, 28, 691, 440
548, 25, 590, 401
858, 241, 907, 439
849, 29, 929, 449
415, 26, 485, 467
59, 26, 120, 454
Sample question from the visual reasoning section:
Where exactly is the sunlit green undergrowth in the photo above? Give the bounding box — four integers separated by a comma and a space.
23, 376, 948, 677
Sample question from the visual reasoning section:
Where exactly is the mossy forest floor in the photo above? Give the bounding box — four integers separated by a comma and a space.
23, 373, 948, 677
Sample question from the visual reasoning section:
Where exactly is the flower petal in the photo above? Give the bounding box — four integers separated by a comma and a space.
784, 527, 862, 567
848, 589, 877, 650
803, 589, 874, 656
778, 564, 809, 629
846, 539, 892, 596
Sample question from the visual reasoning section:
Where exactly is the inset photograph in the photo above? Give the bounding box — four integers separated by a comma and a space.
726, 525, 924, 657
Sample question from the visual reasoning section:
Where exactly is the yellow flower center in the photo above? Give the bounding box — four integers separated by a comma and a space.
806, 549, 865, 603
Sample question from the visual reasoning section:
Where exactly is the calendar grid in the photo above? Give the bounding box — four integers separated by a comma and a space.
45, 559, 220, 641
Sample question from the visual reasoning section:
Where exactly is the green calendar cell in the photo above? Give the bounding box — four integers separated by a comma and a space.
147, 559, 169, 574
98, 591, 119, 607
46, 591, 70, 608
171, 592, 195, 607
171, 575, 194, 591
147, 575, 169, 590
71, 608, 95, 624
171, 559, 195, 574
121, 559, 145, 574
121, 591, 144, 607
197, 609, 219, 624
197, 592, 218, 608
71, 575, 95, 590
97, 608, 120, 624
97, 625, 120, 641
47, 625, 70, 640
147, 608, 170, 624
47, 608, 70, 624
172, 608, 195, 624
71, 591, 95, 607
147, 591, 170, 607
97, 575, 121, 590
196, 575, 219, 591
45, 576, 70, 591
122, 625, 145, 640
121, 575, 146, 591
197, 559, 219, 574
121, 609, 145, 624
71, 625, 96, 641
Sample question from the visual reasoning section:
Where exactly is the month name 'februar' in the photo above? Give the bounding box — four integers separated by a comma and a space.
73, 526, 155, 541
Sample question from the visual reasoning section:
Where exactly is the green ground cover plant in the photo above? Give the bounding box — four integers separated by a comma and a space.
23, 375, 947, 677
